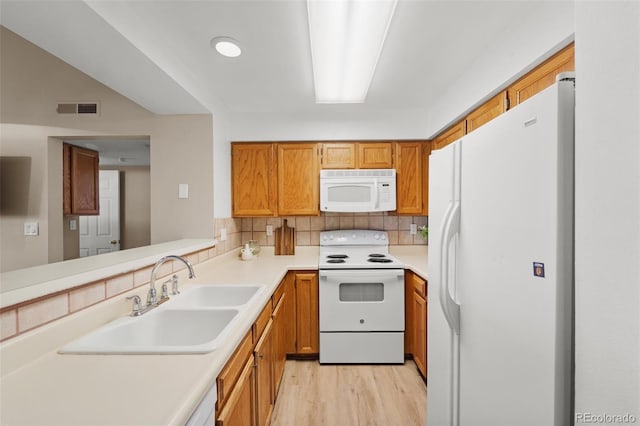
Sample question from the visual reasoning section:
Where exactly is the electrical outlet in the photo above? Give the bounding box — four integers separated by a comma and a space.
410, 223, 417, 235
266, 225, 273, 236
69, 219, 77, 231
220, 228, 227, 241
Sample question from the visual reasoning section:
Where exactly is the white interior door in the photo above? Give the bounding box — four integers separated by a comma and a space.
79, 170, 120, 257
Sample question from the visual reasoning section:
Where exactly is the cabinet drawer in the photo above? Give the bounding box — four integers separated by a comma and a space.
216, 331, 252, 412
411, 273, 426, 298
272, 280, 285, 308
253, 302, 272, 344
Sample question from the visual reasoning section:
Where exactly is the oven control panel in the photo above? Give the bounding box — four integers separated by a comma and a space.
320, 230, 387, 246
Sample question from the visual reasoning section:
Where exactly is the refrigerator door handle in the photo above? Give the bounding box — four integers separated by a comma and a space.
440, 201, 461, 335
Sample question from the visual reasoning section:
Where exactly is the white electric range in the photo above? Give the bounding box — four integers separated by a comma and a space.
318, 230, 405, 364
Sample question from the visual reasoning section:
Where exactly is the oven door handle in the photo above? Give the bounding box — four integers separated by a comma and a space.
319, 269, 404, 282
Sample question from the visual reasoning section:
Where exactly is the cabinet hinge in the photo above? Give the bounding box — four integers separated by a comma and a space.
505, 92, 511, 111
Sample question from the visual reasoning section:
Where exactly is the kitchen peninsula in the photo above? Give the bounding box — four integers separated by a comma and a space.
0, 244, 428, 425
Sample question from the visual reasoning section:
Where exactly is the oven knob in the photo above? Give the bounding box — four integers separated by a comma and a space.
380, 234, 386, 240
352, 233, 357, 239
374, 233, 380, 240
329, 235, 334, 240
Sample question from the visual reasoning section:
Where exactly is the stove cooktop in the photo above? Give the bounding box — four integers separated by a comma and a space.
319, 230, 404, 269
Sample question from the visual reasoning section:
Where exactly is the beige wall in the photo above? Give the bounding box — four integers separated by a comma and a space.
100, 166, 151, 250
0, 26, 214, 272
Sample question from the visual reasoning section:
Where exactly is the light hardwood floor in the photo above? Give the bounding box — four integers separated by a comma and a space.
270, 360, 427, 426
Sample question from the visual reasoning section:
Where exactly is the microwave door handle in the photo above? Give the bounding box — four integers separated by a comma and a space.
373, 179, 379, 209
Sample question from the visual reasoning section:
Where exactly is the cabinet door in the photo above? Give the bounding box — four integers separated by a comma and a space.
404, 272, 414, 355
507, 43, 574, 107
413, 291, 427, 378
277, 144, 319, 216
284, 272, 297, 354
320, 143, 356, 169
466, 91, 507, 133
271, 295, 286, 400
64, 143, 100, 215
357, 142, 394, 168
295, 272, 319, 354
216, 355, 254, 426
254, 319, 273, 426
231, 143, 276, 217
432, 120, 466, 151
395, 142, 426, 215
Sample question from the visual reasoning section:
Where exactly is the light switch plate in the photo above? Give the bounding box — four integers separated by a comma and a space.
69, 219, 77, 231
24, 222, 39, 236
178, 184, 189, 199
220, 228, 227, 241
266, 225, 273, 236
410, 223, 417, 235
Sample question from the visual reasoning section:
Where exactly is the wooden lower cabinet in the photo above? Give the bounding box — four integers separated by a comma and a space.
413, 291, 427, 378
216, 354, 255, 426
271, 296, 286, 400
216, 272, 308, 426
254, 319, 274, 426
405, 271, 427, 379
294, 271, 319, 354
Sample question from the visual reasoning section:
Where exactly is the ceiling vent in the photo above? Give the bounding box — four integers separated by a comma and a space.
56, 102, 100, 115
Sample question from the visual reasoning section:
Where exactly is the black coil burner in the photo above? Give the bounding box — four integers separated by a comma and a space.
327, 259, 346, 264
368, 257, 393, 263
327, 254, 349, 259
368, 253, 386, 258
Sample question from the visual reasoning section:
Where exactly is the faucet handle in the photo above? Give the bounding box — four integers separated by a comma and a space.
171, 274, 180, 295
147, 286, 157, 307
126, 295, 142, 316
161, 279, 170, 299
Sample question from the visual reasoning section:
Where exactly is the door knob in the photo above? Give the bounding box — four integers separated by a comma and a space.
110, 240, 118, 244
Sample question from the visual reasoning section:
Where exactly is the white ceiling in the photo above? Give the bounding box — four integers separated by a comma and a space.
1, 1, 558, 127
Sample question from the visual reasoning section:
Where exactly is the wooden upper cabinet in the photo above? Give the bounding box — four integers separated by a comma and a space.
466, 91, 507, 133
277, 143, 319, 216
508, 43, 574, 107
320, 142, 394, 169
231, 143, 277, 217
63, 143, 99, 215
395, 142, 428, 215
320, 143, 357, 169
432, 120, 466, 151
357, 142, 393, 168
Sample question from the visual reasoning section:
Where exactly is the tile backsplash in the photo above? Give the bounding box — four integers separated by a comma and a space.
1, 215, 427, 343
214, 213, 428, 250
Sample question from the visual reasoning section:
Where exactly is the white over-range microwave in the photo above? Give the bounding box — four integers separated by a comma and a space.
319, 169, 397, 213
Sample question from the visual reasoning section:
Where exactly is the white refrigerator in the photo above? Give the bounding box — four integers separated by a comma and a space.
427, 76, 575, 426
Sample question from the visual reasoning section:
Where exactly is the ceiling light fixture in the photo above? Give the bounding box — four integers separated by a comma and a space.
307, 0, 398, 104
210, 36, 242, 58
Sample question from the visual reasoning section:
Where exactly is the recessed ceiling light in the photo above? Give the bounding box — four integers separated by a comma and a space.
211, 36, 241, 58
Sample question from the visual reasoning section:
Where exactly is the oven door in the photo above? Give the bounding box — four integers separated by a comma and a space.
319, 269, 405, 332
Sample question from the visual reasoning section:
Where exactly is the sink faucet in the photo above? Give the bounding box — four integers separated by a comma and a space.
147, 255, 196, 306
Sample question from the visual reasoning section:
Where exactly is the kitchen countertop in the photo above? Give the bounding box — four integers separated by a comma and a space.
0, 245, 427, 425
